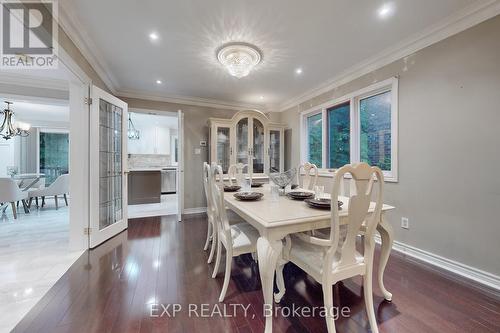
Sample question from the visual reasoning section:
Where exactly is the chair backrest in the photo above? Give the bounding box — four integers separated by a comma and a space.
48, 173, 69, 193
326, 163, 384, 272
209, 164, 232, 242
298, 162, 318, 190
0, 177, 24, 202
228, 163, 250, 186
202, 162, 213, 221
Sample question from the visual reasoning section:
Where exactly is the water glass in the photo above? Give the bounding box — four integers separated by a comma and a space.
241, 179, 251, 192
270, 184, 279, 202
314, 185, 324, 200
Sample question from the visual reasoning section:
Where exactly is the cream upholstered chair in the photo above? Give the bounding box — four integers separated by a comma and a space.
28, 174, 69, 209
284, 163, 384, 333
210, 164, 259, 302
0, 178, 29, 219
202, 162, 217, 263
297, 162, 319, 190
228, 163, 251, 186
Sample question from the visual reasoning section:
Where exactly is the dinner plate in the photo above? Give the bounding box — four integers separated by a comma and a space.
234, 192, 264, 201
250, 182, 264, 188
304, 198, 344, 210
224, 185, 241, 192
287, 191, 314, 200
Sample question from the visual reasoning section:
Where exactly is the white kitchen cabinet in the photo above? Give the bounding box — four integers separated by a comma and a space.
208, 110, 285, 176
128, 126, 170, 155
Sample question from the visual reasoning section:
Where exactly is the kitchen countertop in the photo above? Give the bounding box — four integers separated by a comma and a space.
128, 166, 178, 172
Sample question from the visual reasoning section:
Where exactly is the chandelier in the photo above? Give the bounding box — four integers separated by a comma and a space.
127, 113, 140, 140
0, 101, 30, 140
217, 42, 262, 78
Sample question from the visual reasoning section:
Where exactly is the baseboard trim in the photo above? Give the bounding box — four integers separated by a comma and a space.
375, 235, 500, 292
183, 207, 207, 215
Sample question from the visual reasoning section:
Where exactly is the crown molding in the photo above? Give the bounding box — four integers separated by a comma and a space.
0, 73, 69, 91
58, 1, 118, 93
116, 89, 266, 112
278, 0, 500, 112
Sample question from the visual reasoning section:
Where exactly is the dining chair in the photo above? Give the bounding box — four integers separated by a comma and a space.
210, 164, 259, 302
297, 162, 319, 190
202, 162, 217, 263
228, 163, 251, 186
28, 174, 69, 210
283, 163, 384, 333
0, 178, 30, 219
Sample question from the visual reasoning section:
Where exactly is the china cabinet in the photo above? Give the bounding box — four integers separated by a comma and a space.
208, 110, 285, 177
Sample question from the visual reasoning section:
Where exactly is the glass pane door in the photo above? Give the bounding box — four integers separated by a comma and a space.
99, 99, 123, 230
252, 119, 265, 174
89, 85, 128, 248
216, 127, 230, 173
236, 118, 248, 165
269, 130, 280, 173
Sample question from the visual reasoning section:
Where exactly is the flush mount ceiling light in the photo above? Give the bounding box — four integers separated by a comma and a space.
217, 42, 262, 78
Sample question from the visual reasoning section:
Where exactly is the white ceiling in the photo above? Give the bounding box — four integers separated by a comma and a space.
129, 111, 178, 130
0, 99, 69, 124
63, 0, 483, 110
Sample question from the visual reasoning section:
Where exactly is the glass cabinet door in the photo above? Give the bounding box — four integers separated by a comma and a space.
252, 118, 265, 174
216, 126, 230, 173
269, 129, 281, 173
236, 118, 249, 165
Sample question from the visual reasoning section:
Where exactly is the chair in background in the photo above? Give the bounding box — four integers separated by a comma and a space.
228, 163, 251, 186
210, 164, 259, 302
282, 163, 384, 333
202, 162, 217, 263
0, 178, 29, 219
28, 174, 69, 210
297, 162, 319, 190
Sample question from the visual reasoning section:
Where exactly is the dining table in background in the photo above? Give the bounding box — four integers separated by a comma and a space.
224, 185, 395, 333
12, 173, 46, 191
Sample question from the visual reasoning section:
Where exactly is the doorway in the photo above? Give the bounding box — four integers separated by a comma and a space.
126, 109, 180, 219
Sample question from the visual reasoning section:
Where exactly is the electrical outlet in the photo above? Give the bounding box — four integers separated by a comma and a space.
401, 217, 409, 229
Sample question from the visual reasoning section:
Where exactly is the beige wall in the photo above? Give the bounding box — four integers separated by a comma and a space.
278, 15, 500, 276
120, 97, 242, 210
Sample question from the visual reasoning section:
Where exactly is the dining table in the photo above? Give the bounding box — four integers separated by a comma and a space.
12, 173, 46, 191
224, 184, 395, 333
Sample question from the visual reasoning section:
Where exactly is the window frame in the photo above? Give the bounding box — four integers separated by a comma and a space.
300, 77, 398, 182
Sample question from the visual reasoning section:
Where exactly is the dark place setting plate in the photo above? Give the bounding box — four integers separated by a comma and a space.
287, 191, 314, 200
234, 192, 264, 201
304, 198, 344, 210
224, 185, 241, 192
250, 182, 264, 188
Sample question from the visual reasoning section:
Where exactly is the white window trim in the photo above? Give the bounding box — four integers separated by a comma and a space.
300, 77, 399, 182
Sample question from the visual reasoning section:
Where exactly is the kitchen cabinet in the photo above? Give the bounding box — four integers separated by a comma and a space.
208, 110, 286, 176
128, 126, 170, 155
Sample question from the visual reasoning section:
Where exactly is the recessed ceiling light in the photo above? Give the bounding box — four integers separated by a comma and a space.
156, 80, 162, 84
377, 3, 395, 19
259, 96, 264, 100
149, 32, 159, 41
295, 68, 303, 75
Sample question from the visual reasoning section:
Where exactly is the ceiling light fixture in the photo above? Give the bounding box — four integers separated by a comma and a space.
149, 32, 159, 41
377, 3, 395, 19
217, 42, 262, 78
127, 113, 140, 140
259, 96, 264, 100
295, 68, 303, 75
0, 101, 30, 140
156, 79, 162, 84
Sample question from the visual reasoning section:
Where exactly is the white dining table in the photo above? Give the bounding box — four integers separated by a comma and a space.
224, 185, 395, 333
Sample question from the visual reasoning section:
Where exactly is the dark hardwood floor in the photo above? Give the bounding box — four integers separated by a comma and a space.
13, 215, 500, 333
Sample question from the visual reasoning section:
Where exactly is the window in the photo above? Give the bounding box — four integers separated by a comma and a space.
327, 102, 350, 169
300, 78, 398, 181
39, 131, 69, 185
360, 91, 391, 171
306, 113, 322, 167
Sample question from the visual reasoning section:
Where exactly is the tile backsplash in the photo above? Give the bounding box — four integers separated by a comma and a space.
128, 154, 171, 168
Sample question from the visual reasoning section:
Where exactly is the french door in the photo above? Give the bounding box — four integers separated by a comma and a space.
177, 110, 184, 222
89, 85, 128, 248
